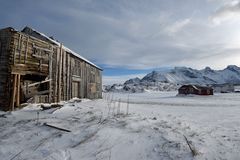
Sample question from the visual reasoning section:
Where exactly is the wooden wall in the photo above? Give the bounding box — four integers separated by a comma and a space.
0, 28, 12, 110
0, 27, 102, 111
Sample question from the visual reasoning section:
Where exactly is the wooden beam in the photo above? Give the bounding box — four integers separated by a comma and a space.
25, 79, 51, 88
33, 44, 54, 53
54, 47, 59, 102
62, 50, 66, 100
24, 36, 29, 63
57, 44, 63, 102
66, 54, 70, 100
49, 51, 53, 103
18, 35, 22, 63
17, 34, 21, 51
10, 74, 17, 111
13, 47, 16, 65
16, 74, 21, 107
43, 123, 71, 132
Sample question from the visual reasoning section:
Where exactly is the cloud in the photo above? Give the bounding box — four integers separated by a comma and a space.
1, 0, 240, 71
165, 18, 191, 35
211, 0, 240, 25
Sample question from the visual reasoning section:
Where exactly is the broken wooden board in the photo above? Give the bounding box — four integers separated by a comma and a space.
43, 123, 71, 132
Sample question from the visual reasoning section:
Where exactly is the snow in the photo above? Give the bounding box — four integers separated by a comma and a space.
1, 92, 240, 159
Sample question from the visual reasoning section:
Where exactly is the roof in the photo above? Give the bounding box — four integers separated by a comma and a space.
179, 84, 212, 90
211, 83, 233, 87
21, 26, 102, 70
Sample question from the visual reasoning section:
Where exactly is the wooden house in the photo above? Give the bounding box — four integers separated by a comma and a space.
178, 85, 213, 95
0, 26, 102, 111
211, 84, 234, 93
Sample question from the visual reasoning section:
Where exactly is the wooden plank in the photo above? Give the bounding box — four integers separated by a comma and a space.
39, 59, 42, 71
54, 48, 59, 102
49, 51, 53, 103
69, 56, 73, 99
66, 54, 70, 100
10, 74, 17, 111
33, 44, 54, 53
13, 47, 16, 65
25, 79, 51, 87
16, 74, 20, 107
43, 123, 71, 132
80, 62, 84, 98
57, 44, 63, 102
18, 35, 22, 63
62, 50, 66, 100
24, 36, 29, 63
17, 34, 21, 50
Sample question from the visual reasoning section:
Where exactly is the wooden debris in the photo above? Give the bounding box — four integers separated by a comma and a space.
183, 135, 199, 157
9, 149, 24, 160
43, 123, 71, 132
41, 103, 63, 110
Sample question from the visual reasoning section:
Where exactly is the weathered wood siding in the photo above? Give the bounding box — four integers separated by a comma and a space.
0, 27, 102, 111
0, 28, 12, 110
10, 32, 54, 76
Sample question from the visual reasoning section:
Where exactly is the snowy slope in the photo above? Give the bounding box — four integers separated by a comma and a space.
1, 92, 240, 160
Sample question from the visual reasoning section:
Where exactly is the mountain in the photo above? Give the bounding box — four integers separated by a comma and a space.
105, 65, 240, 93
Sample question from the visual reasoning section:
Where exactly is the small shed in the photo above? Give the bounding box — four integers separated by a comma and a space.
211, 84, 234, 93
178, 85, 213, 95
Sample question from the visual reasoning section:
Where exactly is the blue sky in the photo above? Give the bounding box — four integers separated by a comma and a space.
1, 0, 240, 84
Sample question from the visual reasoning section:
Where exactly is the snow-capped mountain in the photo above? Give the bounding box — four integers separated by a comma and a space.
141, 65, 240, 85
105, 65, 240, 92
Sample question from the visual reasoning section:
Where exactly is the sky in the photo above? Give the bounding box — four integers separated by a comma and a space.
1, 0, 240, 84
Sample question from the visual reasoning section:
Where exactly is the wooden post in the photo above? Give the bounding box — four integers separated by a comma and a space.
10, 74, 17, 111
16, 74, 21, 107
24, 36, 29, 63
48, 51, 53, 103
13, 47, 16, 65
18, 35, 22, 63
66, 54, 70, 100
57, 44, 63, 102
62, 50, 66, 100
54, 48, 59, 102
70, 57, 74, 99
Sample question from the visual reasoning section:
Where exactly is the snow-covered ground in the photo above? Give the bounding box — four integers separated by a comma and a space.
1, 92, 240, 160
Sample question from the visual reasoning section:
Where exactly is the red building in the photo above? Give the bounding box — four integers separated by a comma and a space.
178, 85, 213, 95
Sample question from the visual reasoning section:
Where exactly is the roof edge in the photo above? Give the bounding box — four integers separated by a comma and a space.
21, 26, 103, 70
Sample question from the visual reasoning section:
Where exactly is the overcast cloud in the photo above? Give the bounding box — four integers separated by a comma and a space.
0, 0, 240, 72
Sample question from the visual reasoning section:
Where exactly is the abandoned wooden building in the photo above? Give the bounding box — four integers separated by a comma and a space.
0, 26, 102, 111
178, 85, 213, 95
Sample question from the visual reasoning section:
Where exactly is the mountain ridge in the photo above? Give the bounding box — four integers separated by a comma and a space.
105, 65, 240, 92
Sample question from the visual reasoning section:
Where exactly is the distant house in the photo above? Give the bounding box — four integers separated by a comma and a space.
234, 85, 240, 92
211, 84, 234, 93
178, 85, 213, 95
